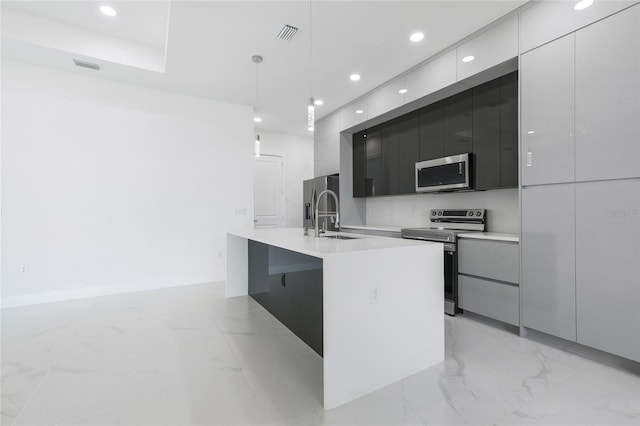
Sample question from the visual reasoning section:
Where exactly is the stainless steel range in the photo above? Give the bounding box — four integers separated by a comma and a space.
401, 209, 486, 316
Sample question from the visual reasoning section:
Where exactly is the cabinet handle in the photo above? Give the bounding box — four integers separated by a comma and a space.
281, 273, 286, 287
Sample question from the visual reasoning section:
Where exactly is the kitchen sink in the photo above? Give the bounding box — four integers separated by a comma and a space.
321, 235, 359, 240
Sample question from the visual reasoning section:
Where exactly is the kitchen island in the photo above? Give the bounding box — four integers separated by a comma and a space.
226, 228, 443, 409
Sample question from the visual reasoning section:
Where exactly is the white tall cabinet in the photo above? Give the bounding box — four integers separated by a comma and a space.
521, 184, 576, 342
574, 5, 640, 181
575, 179, 640, 362
521, 4, 640, 361
520, 34, 575, 186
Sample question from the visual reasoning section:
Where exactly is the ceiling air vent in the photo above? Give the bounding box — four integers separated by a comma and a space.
73, 59, 101, 71
274, 24, 299, 42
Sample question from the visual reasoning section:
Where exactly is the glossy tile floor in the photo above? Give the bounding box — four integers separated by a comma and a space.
1, 282, 639, 426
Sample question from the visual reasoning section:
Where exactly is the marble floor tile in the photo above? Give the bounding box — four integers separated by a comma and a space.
225, 332, 324, 423
59, 362, 274, 426
2, 282, 639, 426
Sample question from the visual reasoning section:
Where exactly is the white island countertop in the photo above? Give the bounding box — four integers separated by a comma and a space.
227, 227, 436, 258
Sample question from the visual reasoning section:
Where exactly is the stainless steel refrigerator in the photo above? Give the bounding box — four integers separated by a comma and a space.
303, 174, 339, 232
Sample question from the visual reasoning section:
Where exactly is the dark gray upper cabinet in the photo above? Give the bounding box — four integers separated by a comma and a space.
352, 71, 518, 197
419, 103, 444, 161
500, 72, 518, 188
443, 89, 473, 156
365, 127, 385, 196
472, 71, 519, 190
383, 113, 420, 195
472, 78, 502, 190
352, 131, 366, 198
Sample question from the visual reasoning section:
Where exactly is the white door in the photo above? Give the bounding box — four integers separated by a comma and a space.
254, 155, 285, 228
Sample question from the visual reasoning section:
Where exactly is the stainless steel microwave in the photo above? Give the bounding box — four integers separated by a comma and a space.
415, 153, 472, 193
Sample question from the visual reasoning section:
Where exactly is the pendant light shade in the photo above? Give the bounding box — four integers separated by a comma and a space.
308, 97, 315, 132
252, 54, 263, 157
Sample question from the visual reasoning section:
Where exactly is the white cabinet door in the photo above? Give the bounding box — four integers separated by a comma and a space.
521, 184, 577, 342
456, 16, 518, 81
366, 77, 406, 120
575, 5, 640, 181
404, 50, 456, 104
576, 179, 640, 362
314, 133, 340, 177
338, 99, 367, 132
519, 0, 637, 54
314, 113, 340, 141
521, 34, 575, 186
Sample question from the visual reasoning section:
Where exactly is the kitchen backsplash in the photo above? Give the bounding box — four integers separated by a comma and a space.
365, 188, 519, 234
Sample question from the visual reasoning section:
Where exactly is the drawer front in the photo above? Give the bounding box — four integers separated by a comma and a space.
458, 239, 519, 283
459, 275, 520, 326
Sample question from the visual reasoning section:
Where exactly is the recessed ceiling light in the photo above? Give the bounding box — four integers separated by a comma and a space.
355, 109, 364, 114
410, 32, 424, 42
314, 99, 323, 106
398, 89, 408, 94
574, 0, 594, 10
462, 55, 475, 63
100, 5, 117, 17
254, 117, 262, 123
350, 74, 361, 82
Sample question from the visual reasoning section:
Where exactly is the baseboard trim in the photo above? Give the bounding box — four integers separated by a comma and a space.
522, 327, 640, 375
0, 280, 218, 310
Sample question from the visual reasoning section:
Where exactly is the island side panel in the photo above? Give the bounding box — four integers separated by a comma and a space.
226, 233, 248, 297
322, 243, 444, 409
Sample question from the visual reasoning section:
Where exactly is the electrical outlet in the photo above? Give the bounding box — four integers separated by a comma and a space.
20, 264, 30, 275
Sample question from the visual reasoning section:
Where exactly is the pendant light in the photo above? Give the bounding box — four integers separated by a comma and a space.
307, 0, 314, 132
252, 54, 263, 157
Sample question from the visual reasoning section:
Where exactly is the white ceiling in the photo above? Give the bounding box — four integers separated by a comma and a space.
1, 0, 529, 137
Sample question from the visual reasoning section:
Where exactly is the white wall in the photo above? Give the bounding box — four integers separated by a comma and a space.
365, 189, 519, 234
1, 60, 254, 307
258, 131, 314, 227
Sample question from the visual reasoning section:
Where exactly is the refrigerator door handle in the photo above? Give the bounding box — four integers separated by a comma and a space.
310, 188, 316, 226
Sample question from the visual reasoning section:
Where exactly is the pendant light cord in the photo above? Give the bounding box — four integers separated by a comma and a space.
255, 60, 259, 132
309, 0, 313, 96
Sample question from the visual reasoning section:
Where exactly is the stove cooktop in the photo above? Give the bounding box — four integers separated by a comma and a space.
401, 209, 486, 242
400, 227, 480, 243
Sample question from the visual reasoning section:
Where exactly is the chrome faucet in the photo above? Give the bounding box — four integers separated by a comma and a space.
315, 189, 340, 237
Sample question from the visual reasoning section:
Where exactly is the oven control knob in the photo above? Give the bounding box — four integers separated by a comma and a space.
432, 211, 437, 216
467, 211, 473, 216
476, 211, 482, 216
438, 211, 443, 216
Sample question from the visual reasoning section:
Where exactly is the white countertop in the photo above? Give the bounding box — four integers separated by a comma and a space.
227, 227, 435, 258
458, 232, 520, 242
340, 224, 403, 233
